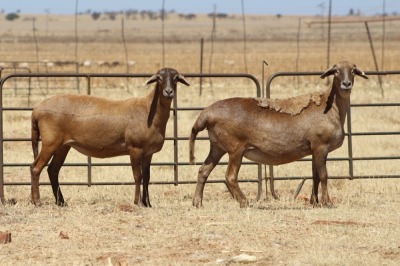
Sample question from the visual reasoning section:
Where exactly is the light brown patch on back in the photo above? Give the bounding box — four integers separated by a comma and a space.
256, 91, 324, 116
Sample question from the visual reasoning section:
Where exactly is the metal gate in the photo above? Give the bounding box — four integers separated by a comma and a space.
264, 70, 400, 197
0, 71, 263, 203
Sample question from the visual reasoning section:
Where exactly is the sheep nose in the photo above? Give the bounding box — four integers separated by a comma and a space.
164, 87, 174, 97
342, 80, 352, 88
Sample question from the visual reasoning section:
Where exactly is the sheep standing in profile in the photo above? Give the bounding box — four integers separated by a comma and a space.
30, 68, 189, 207
189, 61, 368, 208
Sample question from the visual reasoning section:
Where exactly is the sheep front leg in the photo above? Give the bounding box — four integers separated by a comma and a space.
313, 148, 332, 207
141, 154, 153, 207
129, 149, 144, 206
225, 151, 248, 208
310, 155, 320, 206
193, 146, 225, 207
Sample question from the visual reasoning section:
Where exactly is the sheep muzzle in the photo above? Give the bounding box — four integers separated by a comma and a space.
340, 80, 352, 90
163, 87, 175, 98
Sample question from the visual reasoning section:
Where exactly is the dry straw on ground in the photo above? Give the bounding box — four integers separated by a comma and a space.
0, 13, 399, 265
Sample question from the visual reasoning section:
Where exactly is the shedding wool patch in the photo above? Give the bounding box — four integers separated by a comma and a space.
256, 91, 324, 116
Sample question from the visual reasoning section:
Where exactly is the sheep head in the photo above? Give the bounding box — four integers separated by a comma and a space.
320, 61, 368, 97
146, 68, 190, 99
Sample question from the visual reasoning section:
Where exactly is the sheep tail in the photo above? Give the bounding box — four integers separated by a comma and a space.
31, 114, 40, 160
189, 113, 208, 165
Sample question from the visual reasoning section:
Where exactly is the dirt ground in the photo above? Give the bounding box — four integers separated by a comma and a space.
1, 12, 400, 265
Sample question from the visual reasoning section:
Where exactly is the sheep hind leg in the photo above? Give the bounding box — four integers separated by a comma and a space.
141, 154, 153, 207
225, 150, 248, 208
47, 145, 71, 206
193, 145, 225, 208
30, 143, 60, 206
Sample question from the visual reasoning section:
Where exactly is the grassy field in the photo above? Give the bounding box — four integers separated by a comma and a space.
0, 12, 400, 265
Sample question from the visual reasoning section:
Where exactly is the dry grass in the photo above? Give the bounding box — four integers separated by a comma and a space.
1, 13, 400, 265
2, 181, 400, 265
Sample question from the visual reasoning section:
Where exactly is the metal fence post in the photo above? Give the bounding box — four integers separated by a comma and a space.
0, 68, 4, 203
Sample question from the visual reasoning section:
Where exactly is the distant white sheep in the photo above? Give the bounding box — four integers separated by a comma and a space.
81, 60, 92, 67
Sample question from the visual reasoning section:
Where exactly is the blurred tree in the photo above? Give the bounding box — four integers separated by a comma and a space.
91, 12, 101, 20
5, 13, 19, 21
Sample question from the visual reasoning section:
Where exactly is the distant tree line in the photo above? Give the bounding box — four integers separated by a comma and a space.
85, 9, 231, 21
1, 8, 233, 22
2, 7, 399, 22
86, 9, 176, 21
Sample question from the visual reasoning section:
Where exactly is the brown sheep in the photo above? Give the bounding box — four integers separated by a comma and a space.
189, 61, 368, 208
30, 68, 189, 207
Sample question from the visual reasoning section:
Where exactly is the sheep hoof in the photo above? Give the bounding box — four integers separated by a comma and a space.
309, 196, 318, 206
239, 200, 249, 208
32, 200, 42, 207
142, 201, 152, 208
323, 202, 335, 208
135, 201, 144, 207
56, 201, 67, 207
192, 197, 202, 208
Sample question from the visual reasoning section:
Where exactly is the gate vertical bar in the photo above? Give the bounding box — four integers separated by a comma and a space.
199, 38, 204, 96
263, 64, 276, 199
173, 84, 179, 186
0, 68, 4, 203
86, 75, 92, 186
346, 101, 354, 179
76, 63, 80, 93
256, 164, 262, 201
326, 0, 332, 72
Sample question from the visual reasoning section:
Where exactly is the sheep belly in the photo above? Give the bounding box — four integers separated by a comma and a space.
64, 139, 129, 158
244, 145, 311, 165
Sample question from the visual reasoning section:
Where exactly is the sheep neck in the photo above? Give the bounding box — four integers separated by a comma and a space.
335, 91, 350, 127
326, 81, 350, 127
147, 87, 172, 131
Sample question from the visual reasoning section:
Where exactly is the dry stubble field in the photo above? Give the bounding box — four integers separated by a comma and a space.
0, 13, 400, 265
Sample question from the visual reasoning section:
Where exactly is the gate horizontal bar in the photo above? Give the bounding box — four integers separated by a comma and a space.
2, 179, 260, 186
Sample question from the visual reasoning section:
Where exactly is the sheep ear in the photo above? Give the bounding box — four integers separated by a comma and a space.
320, 66, 337, 79
352, 67, 369, 79
177, 74, 190, 86
146, 74, 160, 85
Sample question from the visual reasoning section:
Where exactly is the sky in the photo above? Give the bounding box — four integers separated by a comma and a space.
1, 0, 399, 16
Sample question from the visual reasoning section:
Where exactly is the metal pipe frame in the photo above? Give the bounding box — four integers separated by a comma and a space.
0, 72, 262, 203
264, 70, 400, 192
